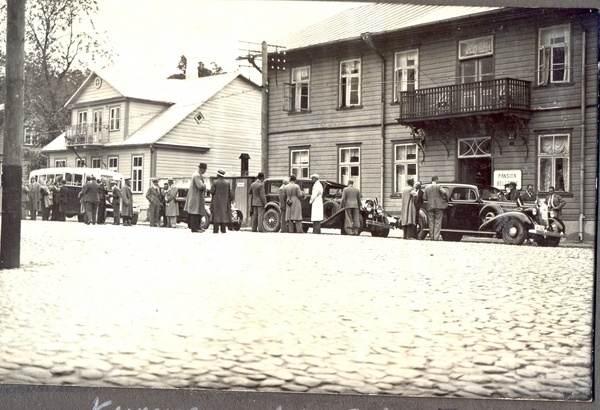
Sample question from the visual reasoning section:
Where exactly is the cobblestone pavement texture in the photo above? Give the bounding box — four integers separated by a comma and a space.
0, 221, 594, 400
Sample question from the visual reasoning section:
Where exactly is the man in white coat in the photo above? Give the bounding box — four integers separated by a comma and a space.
309, 174, 323, 234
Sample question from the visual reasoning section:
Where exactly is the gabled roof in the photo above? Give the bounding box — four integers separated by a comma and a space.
276, 3, 501, 51
44, 71, 257, 151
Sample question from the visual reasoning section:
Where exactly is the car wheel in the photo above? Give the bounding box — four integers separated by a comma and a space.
537, 236, 561, 247
302, 224, 310, 233
441, 232, 463, 242
263, 208, 281, 232
77, 214, 84, 223
201, 213, 211, 230
416, 214, 428, 240
131, 213, 139, 225
501, 219, 526, 245
371, 227, 390, 238
479, 205, 502, 224
323, 201, 341, 218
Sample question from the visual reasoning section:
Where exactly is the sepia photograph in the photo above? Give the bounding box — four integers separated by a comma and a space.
0, 0, 597, 408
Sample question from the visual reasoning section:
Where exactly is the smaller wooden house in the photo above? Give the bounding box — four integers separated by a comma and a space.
42, 69, 262, 215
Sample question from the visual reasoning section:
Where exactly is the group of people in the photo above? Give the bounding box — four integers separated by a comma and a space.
79, 175, 134, 226
401, 177, 568, 241
21, 177, 68, 221
145, 178, 180, 228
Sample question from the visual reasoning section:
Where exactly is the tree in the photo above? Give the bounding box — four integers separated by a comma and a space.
167, 55, 187, 79
197, 61, 225, 78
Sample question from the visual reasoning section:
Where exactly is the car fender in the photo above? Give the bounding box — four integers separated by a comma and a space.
264, 201, 283, 214
479, 203, 503, 222
479, 211, 532, 232
549, 217, 566, 233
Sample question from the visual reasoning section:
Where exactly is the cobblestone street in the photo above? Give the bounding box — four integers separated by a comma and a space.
0, 220, 594, 400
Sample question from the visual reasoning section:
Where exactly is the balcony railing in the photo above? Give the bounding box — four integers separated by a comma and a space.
65, 123, 108, 146
398, 78, 531, 121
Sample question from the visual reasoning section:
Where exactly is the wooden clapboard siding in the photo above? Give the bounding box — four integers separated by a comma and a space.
75, 75, 121, 104
155, 150, 201, 179
126, 101, 167, 139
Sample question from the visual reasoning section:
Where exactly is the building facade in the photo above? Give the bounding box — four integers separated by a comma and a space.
42, 70, 262, 214
267, 5, 598, 241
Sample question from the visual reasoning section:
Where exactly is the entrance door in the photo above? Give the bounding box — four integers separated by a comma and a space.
457, 136, 492, 185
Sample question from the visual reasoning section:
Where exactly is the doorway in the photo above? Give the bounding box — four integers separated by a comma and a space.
458, 157, 492, 185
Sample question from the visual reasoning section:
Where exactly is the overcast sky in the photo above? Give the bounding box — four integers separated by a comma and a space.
91, 0, 365, 81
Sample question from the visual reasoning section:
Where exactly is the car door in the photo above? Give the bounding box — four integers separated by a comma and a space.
298, 180, 313, 219
444, 186, 480, 231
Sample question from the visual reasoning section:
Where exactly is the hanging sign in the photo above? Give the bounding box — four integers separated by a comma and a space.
493, 170, 522, 190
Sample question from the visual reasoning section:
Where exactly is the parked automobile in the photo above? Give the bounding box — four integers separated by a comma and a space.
262, 178, 397, 236
415, 182, 564, 245
174, 184, 243, 231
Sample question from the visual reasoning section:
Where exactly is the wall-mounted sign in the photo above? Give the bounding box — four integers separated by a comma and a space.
493, 170, 522, 190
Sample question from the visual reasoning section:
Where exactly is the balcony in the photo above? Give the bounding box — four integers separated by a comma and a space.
65, 124, 108, 146
397, 78, 531, 124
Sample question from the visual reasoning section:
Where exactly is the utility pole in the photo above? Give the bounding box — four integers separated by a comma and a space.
261, 41, 268, 176
1, 0, 26, 269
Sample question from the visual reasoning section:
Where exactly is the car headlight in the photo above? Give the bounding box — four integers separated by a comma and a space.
549, 210, 555, 218
532, 208, 537, 216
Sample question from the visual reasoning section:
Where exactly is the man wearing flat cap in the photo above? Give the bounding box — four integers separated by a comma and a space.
210, 169, 234, 233
164, 178, 179, 228
146, 178, 162, 227
249, 171, 267, 232
309, 174, 323, 234
184, 162, 208, 232
505, 181, 523, 207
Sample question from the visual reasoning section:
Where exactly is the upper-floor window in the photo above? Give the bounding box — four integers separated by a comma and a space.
538, 25, 570, 85
339, 146, 360, 189
339, 59, 361, 108
538, 133, 569, 192
284, 66, 310, 112
290, 149, 309, 178
394, 50, 418, 100
77, 111, 87, 125
132, 155, 143, 193
23, 128, 38, 146
55, 159, 66, 167
110, 106, 120, 131
108, 157, 118, 172
91, 158, 101, 168
459, 36, 494, 84
394, 143, 418, 194
76, 158, 86, 168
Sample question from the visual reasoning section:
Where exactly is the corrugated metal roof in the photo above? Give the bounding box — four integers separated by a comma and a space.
276, 3, 501, 51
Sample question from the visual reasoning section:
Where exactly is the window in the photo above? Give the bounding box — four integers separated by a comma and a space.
458, 137, 491, 158
394, 50, 418, 100
76, 158, 86, 168
77, 111, 88, 135
538, 134, 569, 192
194, 112, 204, 124
23, 128, 38, 146
538, 25, 570, 85
285, 66, 310, 112
110, 106, 120, 131
54, 159, 66, 167
108, 157, 118, 172
339, 59, 361, 107
339, 146, 360, 188
132, 155, 143, 193
290, 149, 309, 178
91, 158, 101, 168
459, 36, 494, 109
394, 143, 418, 193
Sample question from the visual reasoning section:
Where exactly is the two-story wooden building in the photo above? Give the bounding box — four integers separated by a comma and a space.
42, 69, 262, 214
267, 5, 598, 241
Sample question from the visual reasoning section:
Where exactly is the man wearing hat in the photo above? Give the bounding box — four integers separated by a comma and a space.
184, 162, 208, 232
164, 178, 179, 228
81, 175, 100, 225
210, 169, 234, 233
109, 180, 121, 225
278, 178, 289, 232
249, 172, 267, 232
121, 178, 134, 226
146, 178, 162, 227
505, 181, 523, 207
309, 174, 323, 234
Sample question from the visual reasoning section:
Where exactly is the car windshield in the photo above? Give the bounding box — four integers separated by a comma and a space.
479, 186, 505, 201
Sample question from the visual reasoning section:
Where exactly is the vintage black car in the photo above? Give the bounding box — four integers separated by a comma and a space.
174, 185, 243, 231
416, 182, 563, 245
262, 178, 397, 236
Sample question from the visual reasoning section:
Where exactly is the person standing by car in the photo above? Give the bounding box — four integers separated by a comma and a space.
340, 179, 362, 236
21, 180, 30, 220
121, 177, 134, 226
28, 177, 41, 220
160, 182, 169, 227
249, 172, 267, 232
146, 178, 162, 227
309, 174, 324, 234
109, 180, 121, 225
284, 174, 305, 233
423, 176, 448, 241
184, 162, 208, 233
278, 178, 289, 233
505, 181, 524, 207
164, 178, 179, 228
81, 175, 100, 225
39, 178, 52, 221
413, 181, 424, 239
521, 184, 536, 202
97, 179, 108, 224
48, 178, 60, 221
210, 169, 234, 234
58, 179, 68, 221
546, 186, 566, 218
401, 178, 418, 240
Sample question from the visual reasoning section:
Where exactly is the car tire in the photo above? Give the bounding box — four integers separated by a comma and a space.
323, 201, 341, 218
131, 213, 139, 225
479, 205, 502, 224
441, 232, 463, 242
77, 213, 84, 223
536, 236, 561, 247
416, 214, 428, 240
501, 219, 526, 245
263, 208, 281, 233
371, 227, 390, 238
201, 213, 211, 230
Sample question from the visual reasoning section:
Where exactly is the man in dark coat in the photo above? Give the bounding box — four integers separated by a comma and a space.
546, 186, 566, 217
340, 179, 362, 235
97, 179, 108, 224
121, 178, 134, 226
109, 180, 121, 225
145, 178, 162, 227
210, 169, 234, 233
284, 174, 305, 233
278, 178, 289, 232
184, 162, 207, 233
28, 177, 41, 220
58, 179, 68, 221
81, 175, 101, 224
249, 172, 267, 232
